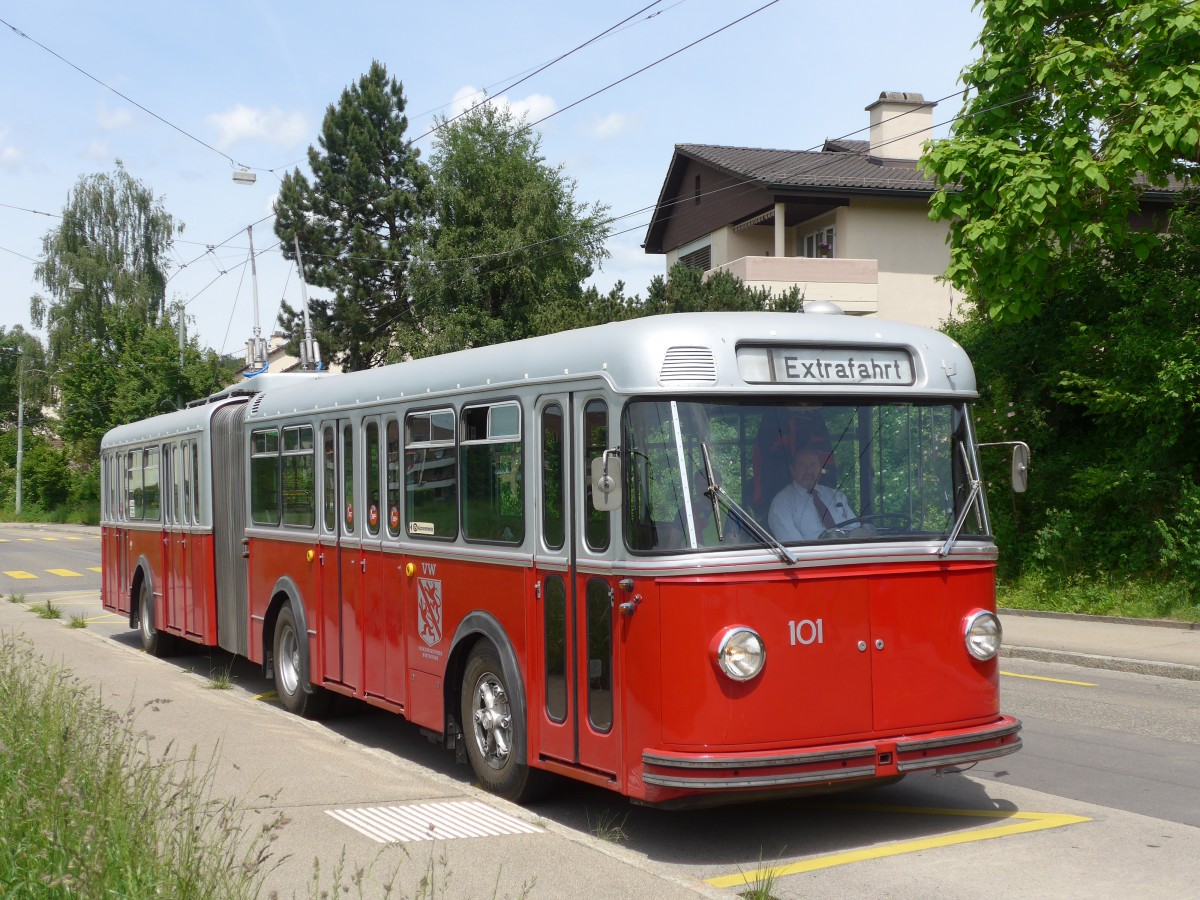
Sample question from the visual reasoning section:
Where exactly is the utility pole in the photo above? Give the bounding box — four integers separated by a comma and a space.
14, 351, 23, 516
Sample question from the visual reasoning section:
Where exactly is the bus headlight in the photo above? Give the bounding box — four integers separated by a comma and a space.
964, 610, 1002, 661
714, 627, 766, 681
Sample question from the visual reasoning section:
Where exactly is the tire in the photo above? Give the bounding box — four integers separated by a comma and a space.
137, 578, 177, 657
460, 642, 549, 803
273, 605, 331, 719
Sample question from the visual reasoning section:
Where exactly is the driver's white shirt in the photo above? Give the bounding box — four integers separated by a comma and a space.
767, 481, 856, 541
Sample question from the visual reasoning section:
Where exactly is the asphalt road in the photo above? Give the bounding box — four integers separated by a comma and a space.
3, 522, 1199, 898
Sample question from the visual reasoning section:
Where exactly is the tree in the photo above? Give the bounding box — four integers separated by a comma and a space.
946, 207, 1200, 585
0, 327, 49, 429
274, 61, 431, 371
30, 164, 224, 460
408, 101, 610, 358
922, 0, 1200, 322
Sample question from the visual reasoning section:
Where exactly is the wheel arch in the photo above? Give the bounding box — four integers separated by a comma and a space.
128, 555, 155, 631
446, 612, 528, 764
261, 575, 316, 693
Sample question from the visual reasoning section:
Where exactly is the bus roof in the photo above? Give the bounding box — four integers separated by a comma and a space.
244, 311, 976, 423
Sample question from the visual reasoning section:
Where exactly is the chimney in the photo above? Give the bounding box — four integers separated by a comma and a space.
865, 91, 936, 162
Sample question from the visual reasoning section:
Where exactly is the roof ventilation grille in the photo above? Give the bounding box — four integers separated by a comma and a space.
659, 346, 717, 386
248, 393, 266, 416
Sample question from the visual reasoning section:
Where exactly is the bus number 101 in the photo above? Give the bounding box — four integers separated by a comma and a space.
788, 618, 825, 646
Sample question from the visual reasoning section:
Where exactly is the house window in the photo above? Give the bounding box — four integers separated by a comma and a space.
802, 227, 836, 259
678, 245, 711, 271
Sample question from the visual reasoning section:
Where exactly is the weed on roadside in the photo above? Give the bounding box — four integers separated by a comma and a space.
587, 808, 629, 844
6, 592, 24, 604
207, 665, 235, 690
34, 600, 61, 620
737, 849, 784, 900
68, 614, 88, 629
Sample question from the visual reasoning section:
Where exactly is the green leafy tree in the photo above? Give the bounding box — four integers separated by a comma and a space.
0, 328, 49, 429
409, 100, 610, 357
922, 0, 1200, 322
274, 61, 431, 371
31, 164, 224, 461
948, 208, 1200, 585
533, 265, 803, 334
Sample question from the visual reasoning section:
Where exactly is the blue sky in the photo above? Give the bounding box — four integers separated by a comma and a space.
0, 1, 983, 358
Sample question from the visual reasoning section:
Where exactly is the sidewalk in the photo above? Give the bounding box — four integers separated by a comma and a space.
1000, 608, 1200, 681
0, 600, 720, 899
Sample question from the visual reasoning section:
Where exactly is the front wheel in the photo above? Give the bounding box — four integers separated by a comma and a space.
460, 643, 549, 803
137, 579, 177, 657
273, 605, 330, 719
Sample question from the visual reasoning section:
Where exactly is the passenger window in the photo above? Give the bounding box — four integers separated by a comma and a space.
250, 429, 280, 526
365, 420, 381, 536
322, 426, 336, 533
386, 419, 402, 538
143, 448, 160, 522
405, 409, 457, 539
342, 424, 355, 535
461, 401, 523, 543
282, 425, 315, 528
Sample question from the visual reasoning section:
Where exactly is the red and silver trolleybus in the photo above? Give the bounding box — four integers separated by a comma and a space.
101, 310, 1023, 806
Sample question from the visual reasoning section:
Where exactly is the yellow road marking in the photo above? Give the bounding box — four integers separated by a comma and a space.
85, 613, 122, 623
252, 690, 279, 702
3, 571, 37, 579
705, 807, 1091, 888
46, 568, 83, 577
88, 567, 102, 573
41, 537, 59, 541
18, 538, 34, 542
1001, 671, 1097, 687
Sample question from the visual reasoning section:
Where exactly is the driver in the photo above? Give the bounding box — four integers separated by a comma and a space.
768, 449, 857, 541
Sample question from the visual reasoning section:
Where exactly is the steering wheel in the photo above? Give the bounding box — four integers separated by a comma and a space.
819, 513, 912, 540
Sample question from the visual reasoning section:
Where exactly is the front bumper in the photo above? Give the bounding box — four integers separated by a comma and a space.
640, 716, 1021, 800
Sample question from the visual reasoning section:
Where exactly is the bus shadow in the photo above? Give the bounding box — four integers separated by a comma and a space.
524, 770, 1019, 869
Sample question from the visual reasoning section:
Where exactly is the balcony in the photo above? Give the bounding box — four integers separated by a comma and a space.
706, 256, 878, 314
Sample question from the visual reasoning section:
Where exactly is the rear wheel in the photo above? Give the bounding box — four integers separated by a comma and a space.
137, 579, 177, 657
461, 643, 549, 803
273, 605, 330, 718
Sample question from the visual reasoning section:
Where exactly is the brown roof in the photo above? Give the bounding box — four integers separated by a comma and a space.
674, 143, 936, 193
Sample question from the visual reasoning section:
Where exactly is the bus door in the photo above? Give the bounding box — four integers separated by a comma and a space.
532, 393, 621, 779
318, 420, 362, 691
361, 415, 405, 705
163, 442, 186, 635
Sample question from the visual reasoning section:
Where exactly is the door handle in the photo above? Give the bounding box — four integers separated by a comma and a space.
241, 537, 250, 559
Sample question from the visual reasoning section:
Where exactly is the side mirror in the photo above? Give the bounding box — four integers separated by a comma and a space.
590, 451, 621, 512
1011, 442, 1030, 493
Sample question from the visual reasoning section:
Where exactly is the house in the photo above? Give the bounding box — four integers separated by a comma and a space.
643, 92, 964, 328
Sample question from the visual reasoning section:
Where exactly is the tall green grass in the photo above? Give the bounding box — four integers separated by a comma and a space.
0, 635, 284, 897
999, 571, 1200, 623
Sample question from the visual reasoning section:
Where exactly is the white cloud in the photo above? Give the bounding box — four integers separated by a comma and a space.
85, 139, 110, 160
585, 112, 636, 141
97, 105, 134, 131
206, 105, 308, 150
447, 86, 557, 126
0, 128, 20, 169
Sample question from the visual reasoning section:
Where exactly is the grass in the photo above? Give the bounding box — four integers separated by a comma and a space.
207, 665, 235, 690
735, 848, 784, 900
0, 634, 285, 897
586, 808, 629, 844
5, 592, 24, 604
68, 613, 88, 629
999, 570, 1200, 623
34, 600, 62, 620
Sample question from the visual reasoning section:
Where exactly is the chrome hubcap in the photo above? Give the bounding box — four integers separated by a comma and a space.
278, 624, 300, 696
470, 673, 512, 770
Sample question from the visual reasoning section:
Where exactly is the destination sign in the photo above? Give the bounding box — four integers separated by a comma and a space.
737, 346, 915, 386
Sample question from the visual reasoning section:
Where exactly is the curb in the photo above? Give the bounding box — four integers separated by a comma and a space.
998, 607, 1200, 631
1002, 645, 1200, 682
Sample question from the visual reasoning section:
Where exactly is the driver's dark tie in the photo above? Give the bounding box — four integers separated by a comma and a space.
809, 489, 836, 528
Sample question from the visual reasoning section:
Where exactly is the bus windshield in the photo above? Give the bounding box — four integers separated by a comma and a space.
622, 398, 988, 552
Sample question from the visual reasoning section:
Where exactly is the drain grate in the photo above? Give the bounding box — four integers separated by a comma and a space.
327, 800, 542, 844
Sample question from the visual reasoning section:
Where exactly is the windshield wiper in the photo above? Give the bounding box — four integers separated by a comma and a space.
938, 441, 982, 558
701, 443, 797, 565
